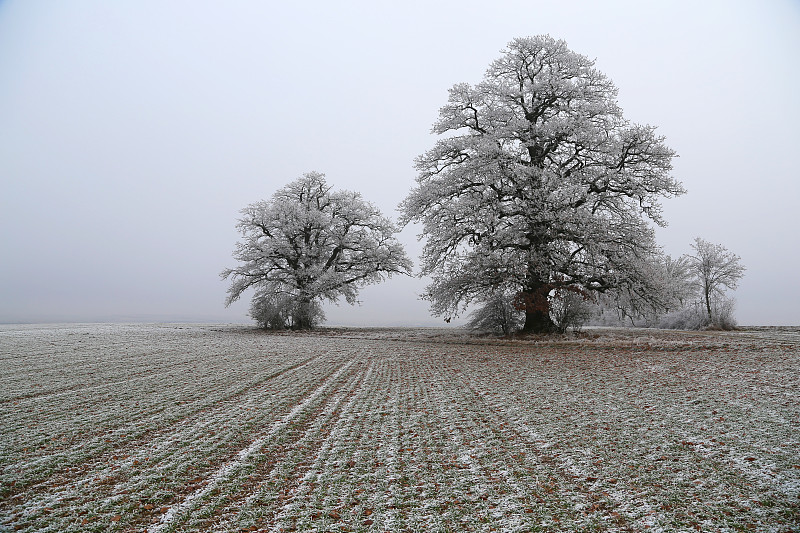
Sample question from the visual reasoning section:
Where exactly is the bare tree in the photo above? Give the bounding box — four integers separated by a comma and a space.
688, 237, 746, 322
401, 35, 684, 333
222, 172, 412, 329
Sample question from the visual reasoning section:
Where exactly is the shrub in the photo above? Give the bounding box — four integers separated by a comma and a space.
550, 289, 596, 333
711, 297, 738, 330
249, 294, 325, 330
249, 294, 292, 330
465, 293, 523, 335
657, 298, 738, 331
658, 305, 708, 330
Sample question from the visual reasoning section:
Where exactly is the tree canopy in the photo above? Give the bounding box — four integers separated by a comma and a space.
401, 35, 685, 332
222, 172, 412, 329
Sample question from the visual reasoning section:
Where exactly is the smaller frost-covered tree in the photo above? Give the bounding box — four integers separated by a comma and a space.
687, 237, 746, 323
601, 239, 745, 330
222, 172, 412, 329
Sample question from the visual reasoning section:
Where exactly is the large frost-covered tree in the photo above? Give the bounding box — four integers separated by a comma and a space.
401, 35, 685, 333
222, 172, 412, 329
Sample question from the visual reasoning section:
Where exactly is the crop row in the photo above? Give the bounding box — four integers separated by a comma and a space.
1, 324, 798, 532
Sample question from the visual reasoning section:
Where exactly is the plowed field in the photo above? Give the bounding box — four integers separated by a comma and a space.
1, 324, 798, 532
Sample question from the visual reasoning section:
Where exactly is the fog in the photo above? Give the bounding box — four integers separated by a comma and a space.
1, 0, 798, 326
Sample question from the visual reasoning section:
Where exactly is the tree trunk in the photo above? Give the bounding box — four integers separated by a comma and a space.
522, 307, 555, 333
519, 282, 556, 334
292, 298, 314, 330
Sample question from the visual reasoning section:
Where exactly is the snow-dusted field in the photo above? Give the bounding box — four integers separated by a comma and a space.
1, 324, 798, 532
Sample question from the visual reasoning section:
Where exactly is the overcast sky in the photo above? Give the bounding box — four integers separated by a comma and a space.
1, 0, 798, 326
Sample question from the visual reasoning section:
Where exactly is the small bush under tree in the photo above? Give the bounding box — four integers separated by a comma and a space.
249, 293, 325, 330
465, 292, 523, 335
549, 288, 596, 333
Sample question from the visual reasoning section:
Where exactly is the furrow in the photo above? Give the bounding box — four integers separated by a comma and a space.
149, 357, 359, 532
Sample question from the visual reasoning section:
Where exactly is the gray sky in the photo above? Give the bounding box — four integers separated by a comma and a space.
1, 0, 798, 326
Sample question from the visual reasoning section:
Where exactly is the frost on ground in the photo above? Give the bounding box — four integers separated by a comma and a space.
0, 324, 798, 532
